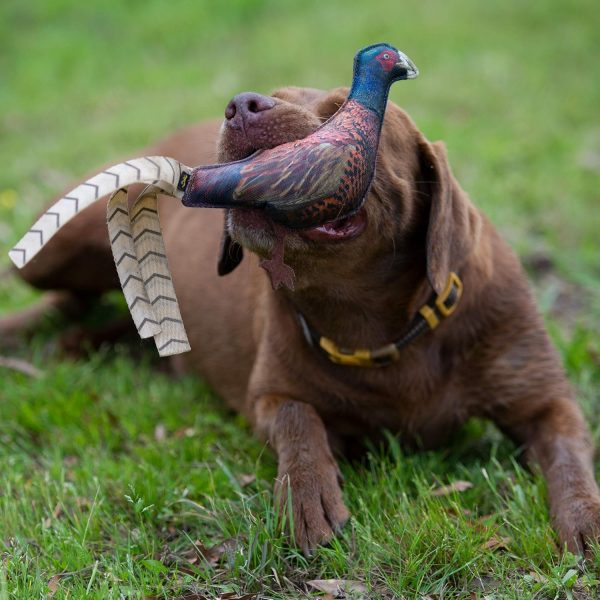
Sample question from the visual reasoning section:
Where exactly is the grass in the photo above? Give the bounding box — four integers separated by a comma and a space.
0, 0, 599, 597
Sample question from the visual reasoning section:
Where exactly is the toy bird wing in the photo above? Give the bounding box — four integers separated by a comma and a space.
233, 140, 356, 209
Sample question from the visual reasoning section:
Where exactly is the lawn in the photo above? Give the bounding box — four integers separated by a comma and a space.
1, 0, 599, 598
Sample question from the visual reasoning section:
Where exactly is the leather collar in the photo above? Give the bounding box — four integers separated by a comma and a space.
297, 272, 463, 367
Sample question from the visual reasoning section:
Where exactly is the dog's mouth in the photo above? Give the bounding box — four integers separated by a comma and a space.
229, 202, 367, 248
299, 206, 367, 241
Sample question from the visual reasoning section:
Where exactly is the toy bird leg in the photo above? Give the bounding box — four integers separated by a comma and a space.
9, 156, 189, 269
130, 186, 191, 356
107, 189, 161, 339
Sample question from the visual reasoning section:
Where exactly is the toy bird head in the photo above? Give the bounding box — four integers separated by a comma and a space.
353, 43, 419, 85
346, 43, 419, 118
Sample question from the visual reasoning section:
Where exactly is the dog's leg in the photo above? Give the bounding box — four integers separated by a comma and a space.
0, 290, 94, 345
254, 394, 350, 554
498, 396, 600, 554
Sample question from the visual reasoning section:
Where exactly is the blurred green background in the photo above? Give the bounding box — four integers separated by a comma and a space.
1, 0, 600, 597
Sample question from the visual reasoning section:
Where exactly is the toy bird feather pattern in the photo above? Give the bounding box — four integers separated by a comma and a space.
236, 102, 380, 225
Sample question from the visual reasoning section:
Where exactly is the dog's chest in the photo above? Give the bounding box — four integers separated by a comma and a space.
301, 357, 469, 448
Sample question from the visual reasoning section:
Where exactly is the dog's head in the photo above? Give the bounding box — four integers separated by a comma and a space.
218, 86, 479, 296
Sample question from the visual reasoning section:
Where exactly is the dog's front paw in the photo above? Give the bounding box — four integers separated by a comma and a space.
553, 494, 600, 555
275, 453, 349, 555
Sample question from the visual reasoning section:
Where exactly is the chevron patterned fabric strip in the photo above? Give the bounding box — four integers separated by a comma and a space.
106, 189, 161, 340
8, 156, 187, 269
130, 186, 191, 357
9, 155, 193, 357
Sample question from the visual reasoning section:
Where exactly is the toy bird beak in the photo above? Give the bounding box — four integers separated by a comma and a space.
395, 51, 419, 79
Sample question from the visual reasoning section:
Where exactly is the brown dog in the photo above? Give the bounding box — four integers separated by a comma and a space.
4, 86, 600, 555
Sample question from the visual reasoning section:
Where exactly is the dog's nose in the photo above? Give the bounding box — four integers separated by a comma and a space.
225, 92, 275, 124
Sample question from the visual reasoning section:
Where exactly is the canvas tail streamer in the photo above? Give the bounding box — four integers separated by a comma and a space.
129, 186, 191, 356
10, 156, 194, 356
107, 189, 162, 340
9, 156, 188, 268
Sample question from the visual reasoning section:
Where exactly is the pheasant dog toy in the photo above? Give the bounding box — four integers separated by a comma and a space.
9, 43, 418, 356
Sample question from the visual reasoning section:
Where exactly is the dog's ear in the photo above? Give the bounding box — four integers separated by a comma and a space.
312, 87, 349, 121
417, 139, 480, 294
217, 217, 243, 276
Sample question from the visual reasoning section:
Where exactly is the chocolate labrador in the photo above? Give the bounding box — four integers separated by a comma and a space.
4, 86, 600, 555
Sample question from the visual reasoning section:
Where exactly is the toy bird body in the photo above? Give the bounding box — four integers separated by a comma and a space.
182, 43, 418, 229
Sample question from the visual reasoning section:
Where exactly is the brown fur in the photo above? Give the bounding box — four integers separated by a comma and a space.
4, 86, 600, 555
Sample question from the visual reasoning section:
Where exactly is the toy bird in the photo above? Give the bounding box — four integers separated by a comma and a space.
181, 43, 419, 229
10, 43, 419, 354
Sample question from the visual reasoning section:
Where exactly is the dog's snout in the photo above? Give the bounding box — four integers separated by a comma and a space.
225, 92, 275, 123
218, 89, 322, 163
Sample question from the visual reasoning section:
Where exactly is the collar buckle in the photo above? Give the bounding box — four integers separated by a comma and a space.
435, 271, 463, 317
419, 272, 463, 329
